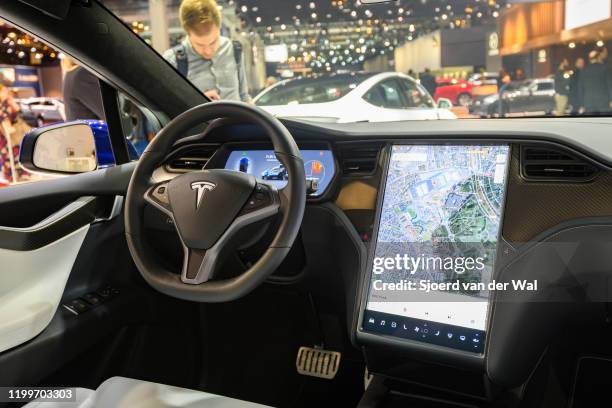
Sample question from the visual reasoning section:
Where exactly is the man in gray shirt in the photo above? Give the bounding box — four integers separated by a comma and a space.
163, 0, 251, 103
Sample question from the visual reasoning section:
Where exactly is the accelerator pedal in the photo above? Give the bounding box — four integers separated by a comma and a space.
296, 346, 341, 379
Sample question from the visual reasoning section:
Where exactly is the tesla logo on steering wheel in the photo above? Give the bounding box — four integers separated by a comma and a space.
190, 181, 216, 210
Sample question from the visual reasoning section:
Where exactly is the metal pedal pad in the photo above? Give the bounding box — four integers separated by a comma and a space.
296, 346, 341, 379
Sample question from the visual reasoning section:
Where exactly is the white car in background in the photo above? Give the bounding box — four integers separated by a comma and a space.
254, 72, 456, 123
17, 97, 66, 127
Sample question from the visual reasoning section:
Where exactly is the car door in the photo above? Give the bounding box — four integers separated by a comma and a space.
531, 81, 556, 113
0, 0, 206, 392
505, 82, 531, 114
397, 78, 441, 119
362, 78, 438, 121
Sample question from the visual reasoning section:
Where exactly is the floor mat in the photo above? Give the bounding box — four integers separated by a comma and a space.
198, 286, 364, 407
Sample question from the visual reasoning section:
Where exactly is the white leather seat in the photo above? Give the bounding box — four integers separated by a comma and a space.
22, 388, 94, 408
23, 377, 272, 408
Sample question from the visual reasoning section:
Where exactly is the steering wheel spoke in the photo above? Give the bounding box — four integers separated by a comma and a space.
237, 182, 280, 217
181, 182, 280, 285
144, 180, 172, 216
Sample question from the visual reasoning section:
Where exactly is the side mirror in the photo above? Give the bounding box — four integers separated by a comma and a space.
20, 120, 139, 175
437, 98, 453, 109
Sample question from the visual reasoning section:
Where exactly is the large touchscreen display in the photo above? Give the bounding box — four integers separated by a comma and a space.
224, 149, 334, 197
362, 144, 510, 353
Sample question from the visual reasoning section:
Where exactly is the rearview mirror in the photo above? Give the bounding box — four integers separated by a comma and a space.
437, 98, 453, 109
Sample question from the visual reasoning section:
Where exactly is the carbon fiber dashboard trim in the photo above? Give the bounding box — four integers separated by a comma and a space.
503, 147, 612, 243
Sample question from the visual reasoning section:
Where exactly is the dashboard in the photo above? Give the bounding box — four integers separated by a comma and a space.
149, 117, 612, 397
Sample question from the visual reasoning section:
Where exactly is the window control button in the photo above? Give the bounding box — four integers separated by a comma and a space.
82, 293, 102, 306
96, 286, 113, 298
64, 299, 89, 315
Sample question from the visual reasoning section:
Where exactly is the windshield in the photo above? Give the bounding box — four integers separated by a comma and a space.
101, 0, 612, 122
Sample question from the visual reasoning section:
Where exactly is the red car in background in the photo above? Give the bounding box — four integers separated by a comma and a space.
434, 79, 474, 107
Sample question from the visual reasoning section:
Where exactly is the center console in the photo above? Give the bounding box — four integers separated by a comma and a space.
354, 143, 511, 401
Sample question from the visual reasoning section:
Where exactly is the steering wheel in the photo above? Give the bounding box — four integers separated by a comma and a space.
125, 101, 306, 302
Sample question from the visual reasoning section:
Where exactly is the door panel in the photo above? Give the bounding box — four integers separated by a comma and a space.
0, 196, 99, 251
0, 162, 135, 229
0, 164, 135, 359
0, 224, 89, 353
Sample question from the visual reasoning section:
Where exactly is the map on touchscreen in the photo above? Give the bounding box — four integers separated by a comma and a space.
363, 144, 510, 352
378, 145, 508, 246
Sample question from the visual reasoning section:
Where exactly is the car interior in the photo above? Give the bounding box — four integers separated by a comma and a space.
1, 1, 612, 408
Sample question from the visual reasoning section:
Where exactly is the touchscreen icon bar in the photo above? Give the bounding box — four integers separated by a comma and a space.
363, 310, 485, 353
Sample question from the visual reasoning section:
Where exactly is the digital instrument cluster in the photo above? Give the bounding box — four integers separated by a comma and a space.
224, 149, 335, 197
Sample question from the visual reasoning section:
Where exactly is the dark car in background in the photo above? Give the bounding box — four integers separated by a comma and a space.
468, 71, 500, 85
470, 78, 555, 117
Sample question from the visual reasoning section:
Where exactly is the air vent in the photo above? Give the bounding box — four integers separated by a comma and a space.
338, 144, 382, 176
521, 146, 597, 181
165, 145, 219, 173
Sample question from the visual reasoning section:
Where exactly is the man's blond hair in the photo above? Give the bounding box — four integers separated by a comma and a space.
180, 0, 222, 33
